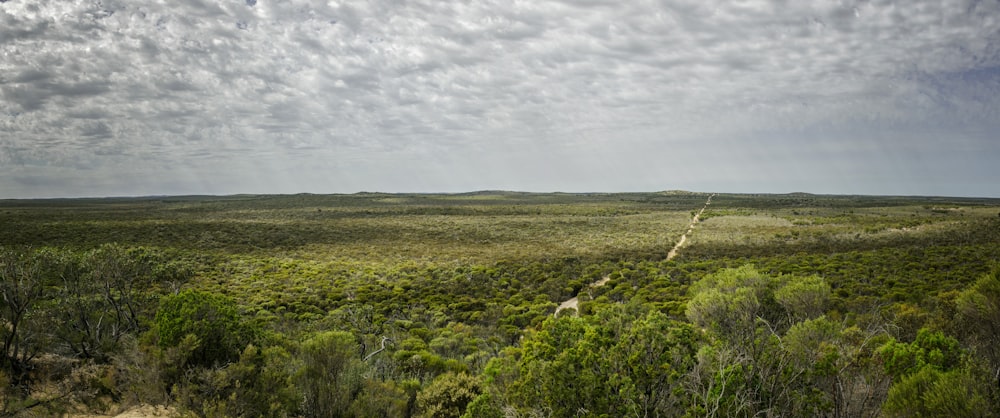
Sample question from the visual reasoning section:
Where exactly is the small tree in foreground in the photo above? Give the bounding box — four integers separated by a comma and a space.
154, 290, 252, 368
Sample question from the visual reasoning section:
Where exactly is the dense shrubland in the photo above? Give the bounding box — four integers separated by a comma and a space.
0, 191, 998, 416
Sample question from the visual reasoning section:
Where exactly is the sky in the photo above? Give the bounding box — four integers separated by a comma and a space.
1, 0, 999, 199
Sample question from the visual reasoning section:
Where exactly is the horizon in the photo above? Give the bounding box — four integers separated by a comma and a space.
4, 188, 1000, 202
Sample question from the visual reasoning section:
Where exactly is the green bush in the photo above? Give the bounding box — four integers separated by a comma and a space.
878, 328, 962, 379
416, 372, 482, 418
883, 364, 993, 417
177, 345, 300, 418
154, 290, 253, 368
295, 331, 363, 418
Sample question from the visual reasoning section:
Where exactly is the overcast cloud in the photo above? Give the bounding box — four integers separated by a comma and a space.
1, 0, 999, 198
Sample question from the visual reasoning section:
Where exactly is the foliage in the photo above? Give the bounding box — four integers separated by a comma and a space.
0, 247, 47, 382
877, 328, 963, 379
295, 331, 363, 418
51, 244, 185, 362
774, 274, 830, 322
953, 268, 1000, 382
686, 266, 890, 417
348, 378, 414, 418
1, 192, 999, 416
415, 372, 482, 418
154, 290, 254, 368
882, 363, 996, 418
485, 305, 701, 417
174, 344, 300, 417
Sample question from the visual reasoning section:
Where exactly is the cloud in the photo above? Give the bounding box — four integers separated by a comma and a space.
1, 0, 999, 198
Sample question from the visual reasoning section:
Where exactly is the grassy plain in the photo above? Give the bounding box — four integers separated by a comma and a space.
1, 192, 702, 263
4, 190, 998, 319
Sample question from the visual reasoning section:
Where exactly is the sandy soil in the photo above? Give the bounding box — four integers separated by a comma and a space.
65, 404, 179, 418
555, 276, 610, 315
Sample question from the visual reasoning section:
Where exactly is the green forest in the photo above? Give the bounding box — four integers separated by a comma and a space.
1, 191, 998, 417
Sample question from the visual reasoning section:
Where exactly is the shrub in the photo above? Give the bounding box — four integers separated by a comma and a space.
415, 372, 482, 418
295, 331, 363, 418
154, 290, 253, 368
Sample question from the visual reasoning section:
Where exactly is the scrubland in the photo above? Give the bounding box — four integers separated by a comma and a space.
1, 191, 998, 417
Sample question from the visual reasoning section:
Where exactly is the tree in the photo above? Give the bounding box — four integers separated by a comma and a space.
53, 245, 184, 361
953, 269, 1000, 388
0, 248, 91, 416
877, 328, 962, 379
783, 315, 842, 415
415, 372, 482, 418
783, 316, 890, 417
0, 248, 47, 381
295, 331, 363, 418
175, 345, 301, 418
349, 378, 414, 418
774, 274, 830, 322
882, 363, 994, 417
685, 265, 859, 417
154, 290, 252, 368
875, 327, 996, 417
610, 311, 700, 417
480, 304, 701, 417
686, 265, 785, 346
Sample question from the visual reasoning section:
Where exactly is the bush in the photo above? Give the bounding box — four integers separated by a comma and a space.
415, 372, 482, 418
883, 364, 994, 417
154, 290, 253, 368
878, 328, 962, 379
178, 345, 300, 418
295, 331, 363, 418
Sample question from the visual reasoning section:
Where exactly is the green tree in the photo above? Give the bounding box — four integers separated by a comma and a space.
882, 364, 994, 418
415, 372, 482, 418
482, 304, 700, 417
685, 265, 852, 417
875, 327, 996, 416
783, 316, 891, 417
295, 330, 364, 418
461, 392, 502, 418
774, 274, 830, 322
518, 315, 623, 416
877, 328, 962, 379
177, 344, 301, 418
0, 248, 47, 381
349, 378, 414, 418
610, 311, 700, 417
953, 269, 1000, 388
686, 265, 785, 345
53, 245, 185, 362
154, 290, 252, 368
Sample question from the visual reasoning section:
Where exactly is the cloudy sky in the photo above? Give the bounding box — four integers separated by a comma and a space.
2, 0, 999, 198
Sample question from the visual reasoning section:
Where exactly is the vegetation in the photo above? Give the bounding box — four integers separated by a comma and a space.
0, 191, 998, 416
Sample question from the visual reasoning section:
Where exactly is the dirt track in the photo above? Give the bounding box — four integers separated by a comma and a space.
66, 404, 178, 418
554, 194, 714, 316
666, 193, 712, 260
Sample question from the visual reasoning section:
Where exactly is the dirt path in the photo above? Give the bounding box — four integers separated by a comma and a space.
66, 404, 178, 418
666, 194, 713, 260
554, 194, 714, 316
554, 276, 610, 316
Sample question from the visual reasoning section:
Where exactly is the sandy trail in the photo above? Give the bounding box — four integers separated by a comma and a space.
65, 404, 178, 418
666, 194, 712, 260
554, 276, 610, 315
554, 194, 714, 316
